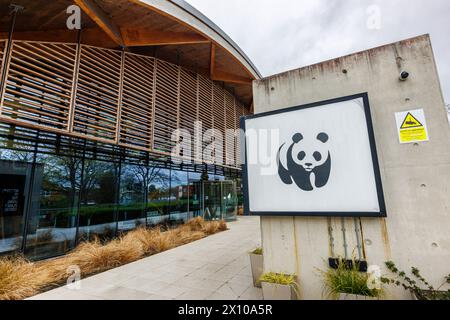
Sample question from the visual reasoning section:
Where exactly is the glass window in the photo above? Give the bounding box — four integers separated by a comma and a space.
146, 167, 170, 226
24, 153, 80, 260
0, 149, 35, 256
78, 160, 119, 242
188, 172, 202, 219
169, 170, 188, 224
118, 163, 146, 232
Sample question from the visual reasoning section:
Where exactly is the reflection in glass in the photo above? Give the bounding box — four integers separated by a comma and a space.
25, 154, 80, 259
187, 172, 202, 218
146, 168, 170, 226
0, 149, 35, 255
78, 160, 119, 242
118, 163, 145, 232
169, 170, 188, 223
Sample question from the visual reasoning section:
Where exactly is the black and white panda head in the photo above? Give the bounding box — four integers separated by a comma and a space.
277, 132, 332, 191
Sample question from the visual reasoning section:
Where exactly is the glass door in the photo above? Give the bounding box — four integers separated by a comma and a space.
191, 180, 238, 222
221, 181, 238, 222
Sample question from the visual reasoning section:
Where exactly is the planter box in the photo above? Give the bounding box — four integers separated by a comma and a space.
261, 282, 298, 300
249, 253, 263, 288
338, 293, 379, 300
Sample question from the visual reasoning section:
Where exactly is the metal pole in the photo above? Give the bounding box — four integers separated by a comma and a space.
74, 140, 87, 246
0, 4, 23, 109
20, 130, 38, 253
354, 217, 363, 260
113, 150, 122, 236
341, 217, 349, 260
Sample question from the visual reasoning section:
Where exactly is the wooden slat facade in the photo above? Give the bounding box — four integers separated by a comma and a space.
0, 40, 247, 168
73, 45, 122, 141
120, 52, 155, 150
1, 41, 77, 130
225, 91, 236, 165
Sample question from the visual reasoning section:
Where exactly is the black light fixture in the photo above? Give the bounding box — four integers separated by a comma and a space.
399, 71, 410, 81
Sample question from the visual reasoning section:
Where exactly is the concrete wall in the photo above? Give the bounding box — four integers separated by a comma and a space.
252, 34, 450, 300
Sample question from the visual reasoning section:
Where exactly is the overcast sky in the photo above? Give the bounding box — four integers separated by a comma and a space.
187, 0, 450, 104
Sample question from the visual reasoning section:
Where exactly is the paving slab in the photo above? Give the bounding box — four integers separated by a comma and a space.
29, 216, 262, 300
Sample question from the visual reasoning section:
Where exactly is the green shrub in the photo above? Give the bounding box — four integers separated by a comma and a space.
383, 261, 450, 300
321, 260, 383, 299
259, 272, 296, 285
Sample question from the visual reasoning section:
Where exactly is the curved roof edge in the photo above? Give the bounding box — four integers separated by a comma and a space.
168, 0, 262, 78
138, 0, 262, 79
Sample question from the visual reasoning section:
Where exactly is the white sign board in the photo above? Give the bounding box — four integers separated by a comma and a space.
395, 109, 429, 144
242, 93, 386, 217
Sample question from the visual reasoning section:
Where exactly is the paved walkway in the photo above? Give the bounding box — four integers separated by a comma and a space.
30, 216, 262, 300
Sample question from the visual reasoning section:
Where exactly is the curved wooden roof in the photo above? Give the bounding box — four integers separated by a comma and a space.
0, 0, 260, 106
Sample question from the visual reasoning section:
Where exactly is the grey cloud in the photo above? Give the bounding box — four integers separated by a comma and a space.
187, 0, 450, 103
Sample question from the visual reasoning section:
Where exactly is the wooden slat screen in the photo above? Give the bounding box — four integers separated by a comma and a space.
225, 91, 236, 165
0, 40, 250, 169
212, 84, 225, 161
119, 53, 155, 150
72, 45, 122, 141
179, 68, 197, 157
1, 41, 76, 130
235, 100, 246, 165
154, 59, 179, 153
197, 74, 213, 152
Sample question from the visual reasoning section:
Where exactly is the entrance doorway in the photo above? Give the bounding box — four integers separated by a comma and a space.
192, 180, 238, 222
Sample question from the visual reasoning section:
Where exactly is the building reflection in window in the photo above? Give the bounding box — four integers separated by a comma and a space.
77, 160, 120, 242
146, 168, 170, 226
24, 153, 81, 259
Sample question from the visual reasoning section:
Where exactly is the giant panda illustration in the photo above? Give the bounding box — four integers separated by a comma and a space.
277, 132, 331, 191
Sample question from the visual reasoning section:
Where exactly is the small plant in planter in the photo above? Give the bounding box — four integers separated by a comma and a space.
320, 259, 383, 300
383, 261, 450, 300
259, 272, 299, 300
249, 248, 263, 288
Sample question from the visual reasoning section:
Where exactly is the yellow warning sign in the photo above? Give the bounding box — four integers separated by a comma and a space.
395, 109, 429, 144
400, 113, 423, 129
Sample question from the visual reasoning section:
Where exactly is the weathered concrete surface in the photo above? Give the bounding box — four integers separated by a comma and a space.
29, 217, 262, 300
253, 34, 450, 300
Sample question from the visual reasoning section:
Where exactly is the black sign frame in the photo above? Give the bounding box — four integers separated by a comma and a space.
240, 92, 387, 218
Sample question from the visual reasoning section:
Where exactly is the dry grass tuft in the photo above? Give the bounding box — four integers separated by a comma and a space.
185, 216, 205, 232
218, 220, 228, 231
0, 256, 44, 300
0, 217, 227, 300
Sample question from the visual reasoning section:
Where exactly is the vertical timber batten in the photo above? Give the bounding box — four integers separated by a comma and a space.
150, 56, 158, 151
115, 48, 126, 143
68, 32, 82, 133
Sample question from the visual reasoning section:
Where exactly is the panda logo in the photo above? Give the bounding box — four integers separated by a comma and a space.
277, 132, 332, 191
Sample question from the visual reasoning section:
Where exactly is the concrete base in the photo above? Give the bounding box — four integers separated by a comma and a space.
261, 282, 297, 300
338, 293, 379, 301
249, 253, 263, 288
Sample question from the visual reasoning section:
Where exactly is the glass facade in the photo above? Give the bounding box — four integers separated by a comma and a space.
0, 127, 243, 261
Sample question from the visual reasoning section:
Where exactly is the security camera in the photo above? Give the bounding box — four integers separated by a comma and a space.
399, 71, 410, 81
